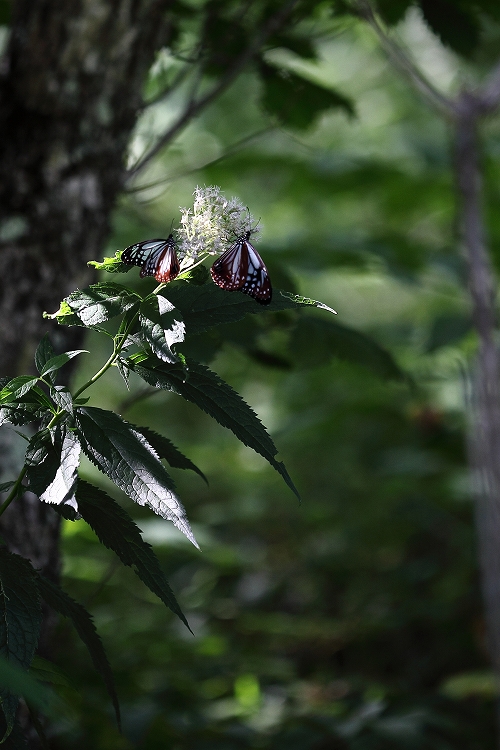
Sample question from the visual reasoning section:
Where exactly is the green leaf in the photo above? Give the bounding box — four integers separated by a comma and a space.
134, 425, 208, 485
139, 296, 185, 364
0, 377, 39, 404
419, 0, 480, 57
376, 0, 413, 24
30, 656, 74, 690
131, 357, 300, 499
116, 358, 130, 390
0, 549, 42, 740
25, 430, 61, 497
29, 385, 57, 412
40, 430, 80, 509
45, 283, 140, 328
25, 427, 80, 509
0, 483, 14, 494
0, 0, 10, 25
88, 250, 132, 274
40, 350, 87, 377
50, 386, 74, 415
270, 32, 317, 59
259, 62, 354, 130
0, 403, 41, 427
161, 284, 336, 337
290, 317, 405, 380
76, 481, 191, 629
0, 720, 28, 749
43, 299, 81, 326
36, 575, 120, 728
74, 407, 198, 546
426, 313, 472, 352
0, 656, 53, 713
34, 334, 55, 376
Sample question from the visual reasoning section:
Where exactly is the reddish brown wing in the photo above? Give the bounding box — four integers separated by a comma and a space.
139, 234, 180, 283
211, 238, 272, 305
210, 239, 248, 291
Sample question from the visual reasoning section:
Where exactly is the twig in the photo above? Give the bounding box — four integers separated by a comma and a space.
140, 62, 194, 111
118, 386, 159, 414
454, 87, 500, 743
125, 126, 274, 194
358, 0, 456, 118
478, 59, 500, 113
127, 0, 300, 178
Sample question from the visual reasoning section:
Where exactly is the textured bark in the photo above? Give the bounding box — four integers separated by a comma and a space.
455, 95, 500, 744
0, 0, 176, 611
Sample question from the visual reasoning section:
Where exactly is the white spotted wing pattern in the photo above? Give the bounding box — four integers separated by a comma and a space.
210, 231, 272, 305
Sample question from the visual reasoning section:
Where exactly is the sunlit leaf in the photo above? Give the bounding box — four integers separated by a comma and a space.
75, 407, 198, 546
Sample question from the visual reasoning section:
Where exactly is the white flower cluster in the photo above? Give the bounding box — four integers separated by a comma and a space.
176, 186, 258, 264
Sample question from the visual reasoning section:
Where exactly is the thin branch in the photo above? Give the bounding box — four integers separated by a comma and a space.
140, 62, 194, 111
358, 0, 457, 119
478, 58, 500, 113
125, 126, 274, 194
126, 0, 300, 179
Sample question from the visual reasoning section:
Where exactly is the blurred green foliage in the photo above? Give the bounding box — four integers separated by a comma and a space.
48, 4, 500, 748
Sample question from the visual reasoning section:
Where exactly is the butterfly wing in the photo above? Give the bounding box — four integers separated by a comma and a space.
211, 238, 272, 305
210, 239, 247, 291
240, 240, 272, 305
152, 242, 180, 283
121, 238, 168, 268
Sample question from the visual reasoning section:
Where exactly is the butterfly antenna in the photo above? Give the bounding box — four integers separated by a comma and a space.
251, 217, 261, 235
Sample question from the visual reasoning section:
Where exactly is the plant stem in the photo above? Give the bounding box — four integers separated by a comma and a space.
73, 310, 139, 399
0, 465, 27, 518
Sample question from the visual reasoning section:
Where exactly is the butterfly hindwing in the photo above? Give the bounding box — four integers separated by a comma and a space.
122, 235, 180, 284
211, 232, 272, 305
148, 241, 180, 283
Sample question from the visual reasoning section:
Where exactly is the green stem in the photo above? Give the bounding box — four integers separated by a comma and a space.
73, 309, 139, 399
0, 465, 27, 518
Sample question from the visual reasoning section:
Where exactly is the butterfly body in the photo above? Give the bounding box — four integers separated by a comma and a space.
122, 235, 180, 283
211, 231, 272, 305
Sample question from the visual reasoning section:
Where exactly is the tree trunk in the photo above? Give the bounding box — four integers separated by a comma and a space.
0, 0, 176, 610
455, 93, 500, 742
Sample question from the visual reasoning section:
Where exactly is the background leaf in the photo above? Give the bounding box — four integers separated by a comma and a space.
0, 549, 42, 740
290, 316, 406, 380
36, 575, 120, 728
418, 0, 480, 57
132, 357, 300, 499
161, 283, 335, 336
259, 62, 354, 130
76, 481, 191, 629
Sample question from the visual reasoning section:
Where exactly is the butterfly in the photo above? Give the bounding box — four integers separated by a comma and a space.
121, 235, 180, 283
210, 231, 272, 305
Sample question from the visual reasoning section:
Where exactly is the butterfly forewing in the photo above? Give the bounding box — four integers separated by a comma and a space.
211, 240, 248, 290
121, 238, 167, 268
211, 233, 272, 305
